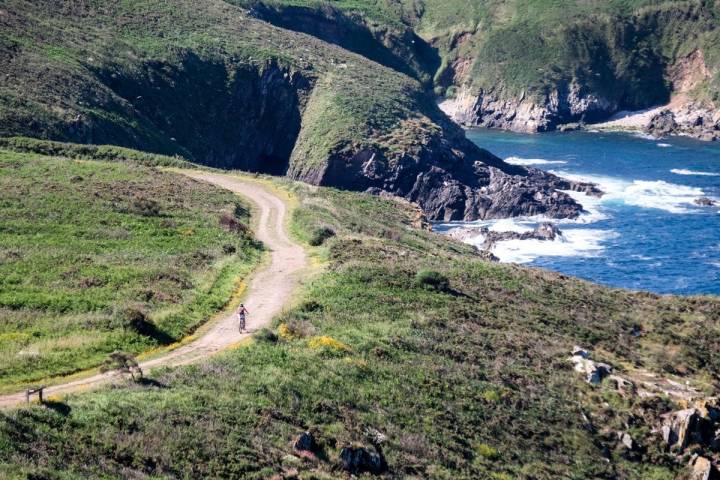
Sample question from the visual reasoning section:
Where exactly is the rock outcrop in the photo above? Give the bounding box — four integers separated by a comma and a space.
449, 222, 562, 250
440, 83, 616, 133
569, 346, 613, 385
303, 124, 600, 221
695, 197, 717, 207
645, 105, 720, 141
339, 445, 387, 475
689, 456, 717, 480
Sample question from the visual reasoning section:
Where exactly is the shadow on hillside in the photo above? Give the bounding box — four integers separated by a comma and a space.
43, 400, 72, 416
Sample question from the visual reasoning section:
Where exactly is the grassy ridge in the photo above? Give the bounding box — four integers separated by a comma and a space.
0, 148, 261, 389
0, 0, 461, 176
1, 173, 717, 478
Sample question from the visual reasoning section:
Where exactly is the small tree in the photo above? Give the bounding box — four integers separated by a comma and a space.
101, 351, 143, 381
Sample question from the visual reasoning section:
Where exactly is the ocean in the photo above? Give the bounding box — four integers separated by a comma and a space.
434, 129, 720, 295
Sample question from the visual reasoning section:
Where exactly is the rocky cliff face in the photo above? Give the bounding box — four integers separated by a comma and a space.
434, 2, 720, 140
291, 117, 600, 221
439, 83, 617, 133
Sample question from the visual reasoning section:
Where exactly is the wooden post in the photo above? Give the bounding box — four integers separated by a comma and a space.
25, 386, 45, 404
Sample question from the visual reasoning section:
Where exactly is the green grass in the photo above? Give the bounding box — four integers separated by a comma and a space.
0, 149, 261, 389
0, 175, 717, 478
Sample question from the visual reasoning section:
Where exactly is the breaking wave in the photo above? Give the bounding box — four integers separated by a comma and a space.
551, 171, 709, 214
670, 168, 720, 177
504, 156, 568, 166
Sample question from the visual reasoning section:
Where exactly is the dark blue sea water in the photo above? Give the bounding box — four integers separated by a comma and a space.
436, 129, 720, 295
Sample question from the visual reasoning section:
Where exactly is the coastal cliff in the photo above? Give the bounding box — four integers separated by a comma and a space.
0, 0, 596, 222
432, 2, 720, 140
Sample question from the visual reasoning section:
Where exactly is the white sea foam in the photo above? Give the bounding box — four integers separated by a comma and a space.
441, 215, 615, 264
504, 156, 568, 166
487, 228, 616, 264
438, 168, 712, 264
551, 170, 709, 214
657, 143, 672, 148
633, 132, 658, 141
670, 168, 720, 177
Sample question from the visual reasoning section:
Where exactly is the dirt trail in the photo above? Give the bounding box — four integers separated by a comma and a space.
0, 172, 307, 408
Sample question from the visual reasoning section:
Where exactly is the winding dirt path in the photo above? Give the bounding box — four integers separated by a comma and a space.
0, 172, 307, 408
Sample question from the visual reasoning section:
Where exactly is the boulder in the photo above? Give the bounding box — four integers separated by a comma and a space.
571, 346, 589, 358
293, 431, 317, 453
339, 445, 387, 475
569, 350, 612, 385
695, 197, 717, 207
660, 408, 714, 450
689, 455, 717, 480
617, 431, 635, 450
646, 110, 678, 137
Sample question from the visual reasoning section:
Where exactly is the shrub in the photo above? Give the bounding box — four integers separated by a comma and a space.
114, 306, 154, 337
308, 335, 352, 354
219, 212, 247, 234
475, 443, 499, 460
415, 269, 450, 292
100, 351, 143, 381
131, 196, 161, 217
308, 227, 335, 246
253, 328, 278, 343
482, 389, 501, 403
445, 86, 458, 99
278, 319, 315, 340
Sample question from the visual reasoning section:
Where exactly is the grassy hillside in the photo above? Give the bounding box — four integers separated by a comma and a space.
1, 167, 718, 479
0, 0, 459, 171
0, 144, 261, 390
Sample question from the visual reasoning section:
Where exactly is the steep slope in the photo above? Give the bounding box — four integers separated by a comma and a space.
0, 0, 596, 221
1, 170, 718, 479
247, 0, 720, 139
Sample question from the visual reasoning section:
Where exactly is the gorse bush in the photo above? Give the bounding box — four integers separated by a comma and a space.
100, 351, 143, 381
415, 269, 450, 292
308, 226, 335, 246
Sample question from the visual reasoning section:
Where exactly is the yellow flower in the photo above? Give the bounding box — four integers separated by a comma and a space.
308, 335, 352, 353
278, 323, 295, 341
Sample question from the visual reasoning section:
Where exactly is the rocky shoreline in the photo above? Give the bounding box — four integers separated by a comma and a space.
439, 87, 720, 142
